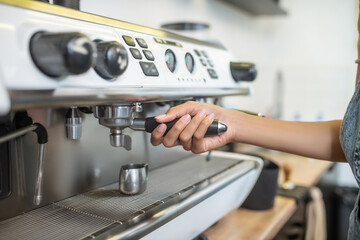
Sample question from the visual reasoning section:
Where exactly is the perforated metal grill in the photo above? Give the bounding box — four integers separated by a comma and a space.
0, 205, 113, 240
0, 155, 243, 240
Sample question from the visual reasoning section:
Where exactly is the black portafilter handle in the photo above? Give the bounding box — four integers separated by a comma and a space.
144, 117, 227, 136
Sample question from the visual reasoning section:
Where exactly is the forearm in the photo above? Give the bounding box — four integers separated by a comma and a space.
234, 112, 346, 162
151, 101, 346, 162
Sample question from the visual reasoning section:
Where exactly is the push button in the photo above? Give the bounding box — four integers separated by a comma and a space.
207, 59, 214, 67
201, 50, 209, 58
130, 48, 142, 59
143, 50, 154, 61
194, 49, 201, 57
207, 69, 218, 79
136, 38, 148, 48
140, 62, 159, 76
122, 35, 136, 46
200, 58, 207, 67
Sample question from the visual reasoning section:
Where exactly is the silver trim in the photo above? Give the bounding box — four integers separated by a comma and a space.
217, 121, 227, 134
9, 88, 250, 110
130, 118, 146, 131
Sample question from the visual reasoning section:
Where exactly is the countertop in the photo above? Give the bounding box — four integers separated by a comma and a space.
203, 146, 333, 240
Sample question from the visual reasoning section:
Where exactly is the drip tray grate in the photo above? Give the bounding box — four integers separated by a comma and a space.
0, 205, 113, 240
0, 154, 248, 240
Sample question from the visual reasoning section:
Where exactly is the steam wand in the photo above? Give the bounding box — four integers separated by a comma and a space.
0, 112, 48, 205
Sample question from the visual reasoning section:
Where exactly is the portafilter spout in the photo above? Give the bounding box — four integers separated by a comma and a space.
93, 103, 142, 150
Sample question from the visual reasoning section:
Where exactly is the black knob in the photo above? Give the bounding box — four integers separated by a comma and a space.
230, 62, 257, 82
94, 41, 128, 80
30, 32, 96, 78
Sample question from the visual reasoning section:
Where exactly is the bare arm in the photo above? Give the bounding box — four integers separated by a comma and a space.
235, 113, 345, 162
151, 65, 360, 162
151, 101, 346, 162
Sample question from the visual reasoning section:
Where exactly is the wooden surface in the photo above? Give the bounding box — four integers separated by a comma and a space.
204, 196, 296, 240
203, 146, 333, 240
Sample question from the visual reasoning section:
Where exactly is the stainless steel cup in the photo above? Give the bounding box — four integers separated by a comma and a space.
119, 163, 148, 195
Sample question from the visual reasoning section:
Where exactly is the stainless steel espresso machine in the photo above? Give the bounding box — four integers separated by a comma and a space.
0, 1, 263, 239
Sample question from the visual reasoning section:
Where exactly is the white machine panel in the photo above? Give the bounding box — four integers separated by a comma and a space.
0, 4, 243, 90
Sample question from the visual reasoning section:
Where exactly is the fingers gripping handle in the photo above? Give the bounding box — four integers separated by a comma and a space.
144, 117, 227, 136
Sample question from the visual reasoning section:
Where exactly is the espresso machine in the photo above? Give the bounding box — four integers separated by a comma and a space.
0, 1, 263, 239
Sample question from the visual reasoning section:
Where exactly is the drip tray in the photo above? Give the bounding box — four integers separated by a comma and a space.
0, 152, 258, 240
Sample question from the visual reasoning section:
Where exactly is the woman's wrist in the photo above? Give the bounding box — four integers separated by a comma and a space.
223, 109, 249, 144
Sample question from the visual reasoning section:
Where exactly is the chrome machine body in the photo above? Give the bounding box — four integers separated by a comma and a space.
0, 1, 263, 239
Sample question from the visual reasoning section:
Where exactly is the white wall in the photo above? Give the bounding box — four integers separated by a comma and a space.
81, 0, 359, 186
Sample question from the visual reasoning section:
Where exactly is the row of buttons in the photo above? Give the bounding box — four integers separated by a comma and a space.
199, 58, 214, 68
123, 35, 148, 48
123, 35, 159, 77
121, 35, 217, 79
129, 48, 154, 61
194, 49, 208, 58
194, 49, 218, 79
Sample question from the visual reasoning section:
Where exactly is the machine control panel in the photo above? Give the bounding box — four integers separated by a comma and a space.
29, 31, 222, 81
0, 0, 256, 110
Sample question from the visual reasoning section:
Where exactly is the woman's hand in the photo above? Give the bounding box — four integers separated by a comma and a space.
150, 101, 242, 153
150, 101, 347, 162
